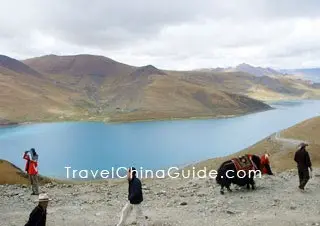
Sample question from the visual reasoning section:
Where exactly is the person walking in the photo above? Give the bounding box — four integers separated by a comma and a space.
23, 148, 39, 195
25, 193, 51, 226
117, 167, 146, 226
294, 143, 312, 190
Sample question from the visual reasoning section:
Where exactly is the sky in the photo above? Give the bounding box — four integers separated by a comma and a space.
1, 0, 320, 70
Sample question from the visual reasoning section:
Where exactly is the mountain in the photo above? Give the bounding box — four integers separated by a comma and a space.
195, 63, 284, 77
108, 76, 272, 122
23, 54, 135, 78
0, 66, 85, 123
235, 63, 284, 77
280, 68, 320, 83
130, 65, 167, 77
0, 55, 41, 76
1, 54, 320, 123
179, 70, 320, 101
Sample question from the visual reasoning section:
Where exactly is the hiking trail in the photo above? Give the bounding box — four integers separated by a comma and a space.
272, 131, 306, 148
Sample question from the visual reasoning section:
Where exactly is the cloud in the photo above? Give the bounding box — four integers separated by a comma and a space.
0, 0, 320, 69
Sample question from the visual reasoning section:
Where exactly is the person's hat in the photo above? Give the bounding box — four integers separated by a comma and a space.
298, 143, 308, 148
38, 193, 52, 202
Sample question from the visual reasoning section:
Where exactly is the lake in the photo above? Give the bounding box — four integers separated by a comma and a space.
0, 100, 319, 180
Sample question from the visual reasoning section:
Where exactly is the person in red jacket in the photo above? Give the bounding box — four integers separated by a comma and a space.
260, 153, 273, 175
23, 148, 39, 195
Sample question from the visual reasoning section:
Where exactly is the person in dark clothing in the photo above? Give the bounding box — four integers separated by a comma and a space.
128, 167, 143, 204
25, 193, 51, 226
117, 167, 145, 226
294, 143, 312, 190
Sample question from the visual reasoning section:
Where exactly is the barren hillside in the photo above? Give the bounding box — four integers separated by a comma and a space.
1, 54, 274, 123
192, 116, 320, 173
0, 54, 319, 124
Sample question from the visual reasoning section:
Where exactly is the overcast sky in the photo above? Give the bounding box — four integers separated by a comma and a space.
1, 0, 320, 70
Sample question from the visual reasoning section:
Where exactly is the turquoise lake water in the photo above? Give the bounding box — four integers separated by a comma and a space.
0, 100, 319, 179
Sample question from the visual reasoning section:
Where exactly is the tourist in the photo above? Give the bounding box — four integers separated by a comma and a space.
294, 143, 312, 190
25, 193, 51, 226
117, 167, 146, 226
23, 148, 39, 195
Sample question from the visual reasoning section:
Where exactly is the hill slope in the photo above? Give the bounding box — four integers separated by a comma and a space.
0, 159, 30, 184
108, 75, 272, 122
180, 70, 320, 101
0, 160, 51, 185
281, 68, 320, 82
0, 55, 275, 123
192, 116, 320, 172
0, 55, 41, 76
23, 54, 135, 78
0, 54, 319, 123
195, 63, 284, 77
0, 65, 88, 123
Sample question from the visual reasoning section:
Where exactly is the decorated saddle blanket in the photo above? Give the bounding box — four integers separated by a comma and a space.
231, 155, 255, 172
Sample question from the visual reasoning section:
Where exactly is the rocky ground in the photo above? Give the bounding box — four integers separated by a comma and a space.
0, 168, 320, 226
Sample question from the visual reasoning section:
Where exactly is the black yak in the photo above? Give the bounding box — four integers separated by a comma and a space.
216, 154, 267, 195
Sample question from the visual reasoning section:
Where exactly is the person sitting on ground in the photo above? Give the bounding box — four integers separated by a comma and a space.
23, 148, 39, 195
117, 167, 146, 226
294, 143, 312, 190
25, 193, 51, 226
260, 152, 273, 175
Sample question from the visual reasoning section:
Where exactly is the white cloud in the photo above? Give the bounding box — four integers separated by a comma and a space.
0, 0, 320, 70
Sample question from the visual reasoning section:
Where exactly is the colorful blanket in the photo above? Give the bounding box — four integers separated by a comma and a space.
231, 155, 255, 172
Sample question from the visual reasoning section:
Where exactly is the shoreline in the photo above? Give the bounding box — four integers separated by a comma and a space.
1, 98, 318, 127
0, 106, 274, 127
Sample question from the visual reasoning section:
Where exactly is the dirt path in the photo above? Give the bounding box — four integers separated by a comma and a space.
272, 131, 306, 148
0, 168, 319, 226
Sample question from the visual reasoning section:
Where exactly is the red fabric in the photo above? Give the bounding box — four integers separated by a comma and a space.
23, 153, 38, 175
231, 155, 255, 172
260, 155, 269, 165
260, 154, 270, 174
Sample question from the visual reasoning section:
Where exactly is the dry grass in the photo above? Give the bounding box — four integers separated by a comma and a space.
0, 159, 30, 184
0, 72, 84, 122
0, 159, 52, 185
189, 116, 320, 173
109, 76, 271, 122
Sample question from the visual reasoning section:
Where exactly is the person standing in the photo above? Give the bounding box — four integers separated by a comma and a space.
117, 167, 146, 226
23, 148, 39, 195
25, 193, 51, 226
294, 143, 312, 190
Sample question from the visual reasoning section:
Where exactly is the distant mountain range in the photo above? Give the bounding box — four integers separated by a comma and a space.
280, 68, 320, 83
0, 54, 320, 123
196, 63, 320, 83
195, 63, 285, 77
